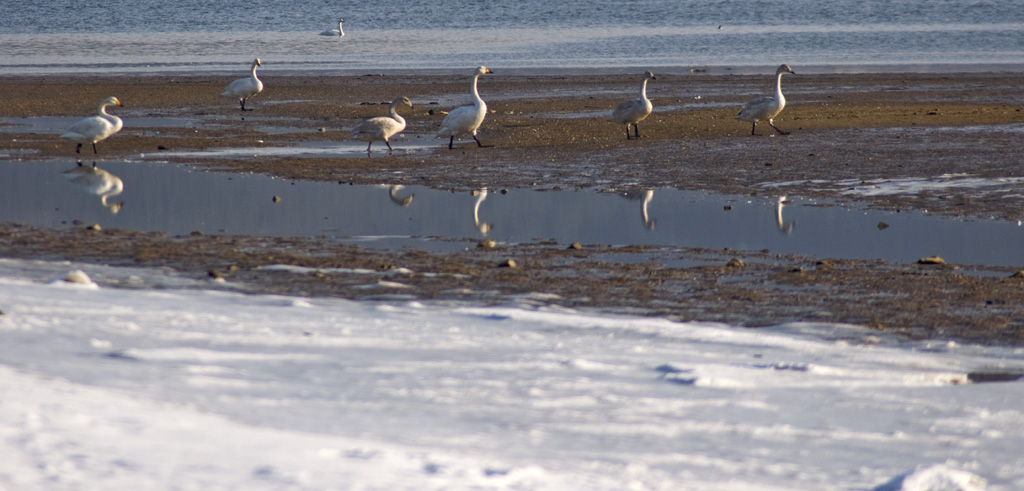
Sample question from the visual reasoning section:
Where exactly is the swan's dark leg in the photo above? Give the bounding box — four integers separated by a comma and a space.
75, 143, 82, 154
366, 141, 373, 153
750, 122, 757, 136
92, 143, 99, 154
240, 99, 251, 111
625, 125, 632, 140
473, 135, 491, 148
633, 124, 641, 139
384, 141, 394, 152
768, 119, 790, 135
448, 136, 455, 149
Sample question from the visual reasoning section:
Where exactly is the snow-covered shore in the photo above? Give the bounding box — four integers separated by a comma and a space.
1, 260, 1021, 490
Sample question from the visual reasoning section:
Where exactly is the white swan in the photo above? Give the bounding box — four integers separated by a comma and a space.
609, 71, 655, 140
60, 96, 123, 155
320, 18, 345, 37
437, 66, 493, 149
63, 162, 125, 214
221, 58, 264, 111
736, 64, 795, 135
349, 96, 413, 153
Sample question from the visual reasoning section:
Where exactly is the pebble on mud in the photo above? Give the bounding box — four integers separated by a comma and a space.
478, 239, 496, 249
726, 258, 745, 268
877, 222, 890, 230
568, 242, 583, 250
498, 259, 517, 268
918, 256, 946, 265
86, 224, 101, 231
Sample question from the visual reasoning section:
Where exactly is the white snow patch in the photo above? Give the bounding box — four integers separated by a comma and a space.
1, 261, 1024, 490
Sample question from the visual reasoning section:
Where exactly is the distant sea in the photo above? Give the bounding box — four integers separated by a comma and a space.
1, 0, 1022, 75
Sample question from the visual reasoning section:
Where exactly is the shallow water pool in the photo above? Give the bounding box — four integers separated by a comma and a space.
0, 160, 1021, 267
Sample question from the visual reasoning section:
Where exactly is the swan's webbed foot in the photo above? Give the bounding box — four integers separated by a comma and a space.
75, 143, 82, 154
473, 135, 492, 148
633, 125, 641, 139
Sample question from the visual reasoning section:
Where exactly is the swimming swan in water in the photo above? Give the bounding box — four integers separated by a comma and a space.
63, 162, 125, 214
60, 96, 123, 155
221, 58, 264, 111
437, 66, 493, 149
349, 96, 413, 153
609, 71, 655, 140
736, 64, 795, 135
321, 18, 345, 37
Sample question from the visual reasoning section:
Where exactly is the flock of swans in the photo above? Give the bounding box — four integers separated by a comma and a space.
59, 60, 797, 157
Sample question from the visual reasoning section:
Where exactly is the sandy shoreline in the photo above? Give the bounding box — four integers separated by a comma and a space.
2, 71, 1024, 343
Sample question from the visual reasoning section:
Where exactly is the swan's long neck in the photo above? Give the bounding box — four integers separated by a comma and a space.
338, 22, 344, 35
639, 78, 650, 102
388, 101, 406, 125
470, 74, 484, 108
98, 102, 111, 116
774, 71, 785, 103
250, 62, 261, 81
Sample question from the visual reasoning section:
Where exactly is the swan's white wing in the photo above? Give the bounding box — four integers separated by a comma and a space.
610, 98, 651, 124
438, 105, 486, 138
737, 96, 781, 121
61, 116, 118, 143
351, 116, 405, 141
222, 78, 262, 98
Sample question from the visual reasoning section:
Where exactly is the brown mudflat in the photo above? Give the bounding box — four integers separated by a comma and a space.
2, 71, 1023, 344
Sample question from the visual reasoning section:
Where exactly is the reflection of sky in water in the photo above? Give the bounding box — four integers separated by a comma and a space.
0, 160, 1021, 267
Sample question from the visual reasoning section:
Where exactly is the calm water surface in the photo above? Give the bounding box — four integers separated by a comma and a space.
1, 0, 1022, 74
1, 160, 1021, 267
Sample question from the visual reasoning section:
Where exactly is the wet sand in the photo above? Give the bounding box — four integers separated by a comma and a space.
2, 71, 1024, 344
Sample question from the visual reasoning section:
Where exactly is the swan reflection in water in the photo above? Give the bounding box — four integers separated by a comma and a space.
775, 196, 795, 234
471, 188, 491, 235
63, 161, 124, 214
387, 185, 414, 207
619, 189, 656, 230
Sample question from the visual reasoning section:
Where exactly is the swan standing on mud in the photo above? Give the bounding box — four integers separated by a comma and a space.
736, 64, 795, 135
437, 66, 493, 149
221, 58, 264, 111
349, 96, 414, 154
609, 71, 656, 140
321, 18, 344, 37
60, 96, 123, 155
